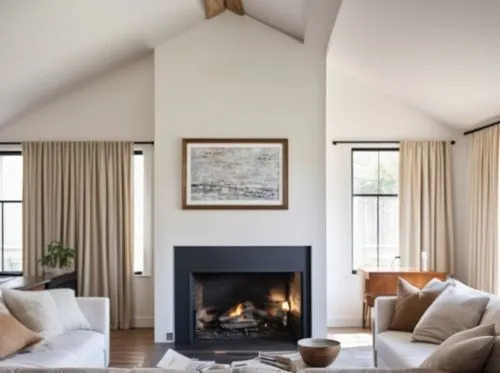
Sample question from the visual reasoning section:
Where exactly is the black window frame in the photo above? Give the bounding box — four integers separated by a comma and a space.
0, 150, 23, 276
351, 148, 399, 274
133, 149, 143, 276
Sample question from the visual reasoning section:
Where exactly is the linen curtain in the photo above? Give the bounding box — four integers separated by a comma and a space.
467, 125, 500, 293
399, 141, 454, 272
22, 142, 133, 329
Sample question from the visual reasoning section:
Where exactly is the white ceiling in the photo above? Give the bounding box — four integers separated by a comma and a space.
329, 0, 500, 129
0, 0, 309, 128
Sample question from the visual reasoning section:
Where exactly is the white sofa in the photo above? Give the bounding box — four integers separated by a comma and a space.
0, 297, 110, 368
373, 293, 499, 369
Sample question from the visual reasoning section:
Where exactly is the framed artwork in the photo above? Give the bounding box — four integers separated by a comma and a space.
182, 138, 288, 209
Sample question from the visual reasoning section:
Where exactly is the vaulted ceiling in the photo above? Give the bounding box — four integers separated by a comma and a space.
0, 0, 325, 128
329, 0, 500, 129
2, 1, 498, 131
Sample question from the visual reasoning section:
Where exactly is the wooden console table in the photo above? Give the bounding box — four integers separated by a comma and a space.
0, 272, 77, 292
359, 267, 447, 328
0, 276, 51, 291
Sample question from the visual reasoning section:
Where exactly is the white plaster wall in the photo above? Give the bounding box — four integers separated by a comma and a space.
0, 55, 154, 141
0, 55, 155, 327
154, 12, 327, 342
326, 65, 466, 326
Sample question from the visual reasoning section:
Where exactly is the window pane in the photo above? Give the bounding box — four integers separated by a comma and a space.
3, 203, 22, 272
353, 197, 378, 268
378, 197, 399, 268
133, 154, 144, 274
353, 152, 379, 194
379, 152, 398, 195
0, 156, 22, 201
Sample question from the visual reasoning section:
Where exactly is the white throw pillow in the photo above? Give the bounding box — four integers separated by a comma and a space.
2, 289, 64, 338
451, 278, 489, 296
0, 298, 10, 314
412, 286, 490, 344
481, 295, 500, 335
48, 289, 91, 331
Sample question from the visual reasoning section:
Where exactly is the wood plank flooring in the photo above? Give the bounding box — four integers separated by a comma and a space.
110, 328, 155, 368
110, 328, 370, 368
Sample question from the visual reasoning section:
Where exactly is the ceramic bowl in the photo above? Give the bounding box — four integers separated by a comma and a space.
297, 338, 341, 367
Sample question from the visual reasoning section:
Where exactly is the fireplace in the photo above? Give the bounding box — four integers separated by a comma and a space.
174, 246, 311, 345
194, 272, 302, 340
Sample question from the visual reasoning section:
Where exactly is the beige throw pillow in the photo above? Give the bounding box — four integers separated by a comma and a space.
3, 289, 64, 338
412, 286, 490, 344
483, 336, 500, 373
0, 313, 42, 358
390, 278, 449, 332
481, 295, 500, 334
420, 324, 495, 373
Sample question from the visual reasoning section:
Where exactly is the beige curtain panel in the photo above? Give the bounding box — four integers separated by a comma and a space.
22, 141, 133, 330
399, 141, 454, 273
468, 125, 500, 293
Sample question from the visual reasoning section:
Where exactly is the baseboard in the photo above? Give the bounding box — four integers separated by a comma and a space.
328, 316, 362, 328
133, 316, 154, 328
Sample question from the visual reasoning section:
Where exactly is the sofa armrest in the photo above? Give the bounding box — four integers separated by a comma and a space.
298, 368, 447, 373
76, 297, 110, 366
374, 296, 396, 335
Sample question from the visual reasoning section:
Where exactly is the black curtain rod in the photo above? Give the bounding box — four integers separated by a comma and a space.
332, 140, 456, 145
0, 141, 154, 145
463, 120, 500, 136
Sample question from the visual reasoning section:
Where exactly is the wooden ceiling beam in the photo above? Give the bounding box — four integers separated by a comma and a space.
225, 0, 245, 16
204, 0, 245, 20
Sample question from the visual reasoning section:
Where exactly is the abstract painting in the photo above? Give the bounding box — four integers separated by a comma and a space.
182, 139, 288, 209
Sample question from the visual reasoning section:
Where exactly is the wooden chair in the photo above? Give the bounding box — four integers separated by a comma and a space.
360, 269, 448, 330
362, 293, 375, 329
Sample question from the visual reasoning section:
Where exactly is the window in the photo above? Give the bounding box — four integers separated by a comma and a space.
133, 146, 153, 276
0, 152, 23, 274
352, 149, 398, 271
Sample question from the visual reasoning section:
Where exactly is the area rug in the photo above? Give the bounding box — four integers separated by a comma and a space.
144, 346, 373, 369
329, 346, 373, 368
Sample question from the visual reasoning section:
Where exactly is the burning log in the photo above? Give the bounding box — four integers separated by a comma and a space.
197, 307, 217, 323
252, 308, 268, 318
221, 319, 259, 330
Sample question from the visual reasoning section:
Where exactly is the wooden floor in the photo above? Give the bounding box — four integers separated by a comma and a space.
110, 328, 370, 368
110, 328, 155, 368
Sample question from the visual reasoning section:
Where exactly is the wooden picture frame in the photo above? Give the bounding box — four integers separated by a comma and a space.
182, 138, 288, 210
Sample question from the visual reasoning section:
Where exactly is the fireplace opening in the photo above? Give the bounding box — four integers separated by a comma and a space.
192, 272, 302, 341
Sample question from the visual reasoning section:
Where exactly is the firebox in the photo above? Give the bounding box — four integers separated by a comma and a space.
193, 272, 302, 341
174, 246, 311, 345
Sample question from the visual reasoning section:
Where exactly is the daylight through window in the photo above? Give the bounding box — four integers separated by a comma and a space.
352, 149, 399, 271
0, 152, 23, 273
133, 147, 153, 276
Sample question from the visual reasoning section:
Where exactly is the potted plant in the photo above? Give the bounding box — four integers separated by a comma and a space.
38, 241, 76, 277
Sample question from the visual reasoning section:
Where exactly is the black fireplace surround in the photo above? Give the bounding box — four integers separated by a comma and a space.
174, 246, 311, 345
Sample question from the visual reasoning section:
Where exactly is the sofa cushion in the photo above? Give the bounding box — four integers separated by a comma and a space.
420, 324, 496, 373
389, 278, 448, 332
2, 289, 64, 338
37, 329, 104, 353
483, 336, 500, 373
48, 289, 91, 331
0, 350, 78, 368
27, 330, 106, 368
481, 295, 500, 334
302, 370, 448, 373
375, 330, 438, 367
412, 286, 490, 344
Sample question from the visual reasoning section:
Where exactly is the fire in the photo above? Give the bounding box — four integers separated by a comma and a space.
281, 301, 290, 312
228, 303, 244, 317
